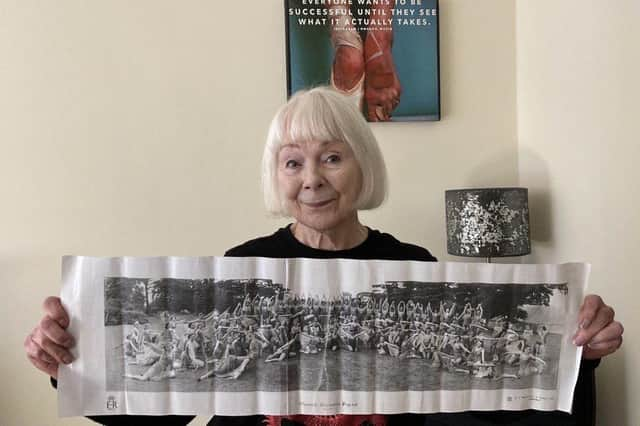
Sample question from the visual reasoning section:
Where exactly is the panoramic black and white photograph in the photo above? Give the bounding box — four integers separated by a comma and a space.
104, 276, 568, 394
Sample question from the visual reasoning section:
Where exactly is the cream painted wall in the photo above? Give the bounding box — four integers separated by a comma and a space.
0, 1, 519, 425
517, 1, 639, 425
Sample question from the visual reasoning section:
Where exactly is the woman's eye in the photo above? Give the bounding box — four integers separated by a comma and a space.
285, 159, 299, 168
325, 154, 341, 164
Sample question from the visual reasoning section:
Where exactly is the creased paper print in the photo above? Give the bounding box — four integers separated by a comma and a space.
58, 257, 587, 417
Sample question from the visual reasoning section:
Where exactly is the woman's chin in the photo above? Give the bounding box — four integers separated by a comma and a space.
297, 218, 340, 233
294, 214, 356, 235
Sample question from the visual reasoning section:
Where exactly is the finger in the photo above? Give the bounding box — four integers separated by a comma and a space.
27, 354, 59, 378
43, 296, 69, 329
587, 337, 623, 351
583, 336, 623, 360
31, 328, 74, 365
576, 294, 603, 330
574, 304, 615, 347
587, 321, 624, 346
40, 316, 75, 348
24, 332, 56, 364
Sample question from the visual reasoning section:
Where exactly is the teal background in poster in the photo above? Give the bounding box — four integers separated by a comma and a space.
286, 0, 440, 121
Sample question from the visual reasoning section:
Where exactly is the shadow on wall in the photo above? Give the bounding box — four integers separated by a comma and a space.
517, 148, 552, 246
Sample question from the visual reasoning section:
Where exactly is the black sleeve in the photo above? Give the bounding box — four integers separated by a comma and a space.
571, 358, 600, 426
87, 415, 195, 426
224, 247, 255, 257
224, 248, 240, 257
207, 415, 266, 426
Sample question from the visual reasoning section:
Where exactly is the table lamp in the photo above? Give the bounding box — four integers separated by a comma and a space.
445, 187, 531, 262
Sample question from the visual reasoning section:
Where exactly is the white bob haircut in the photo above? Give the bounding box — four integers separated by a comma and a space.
262, 86, 388, 216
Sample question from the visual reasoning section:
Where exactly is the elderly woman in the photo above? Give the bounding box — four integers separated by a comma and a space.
25, 87, 623, 426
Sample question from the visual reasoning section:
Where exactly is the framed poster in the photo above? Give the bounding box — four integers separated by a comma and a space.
285, 0, 440, 122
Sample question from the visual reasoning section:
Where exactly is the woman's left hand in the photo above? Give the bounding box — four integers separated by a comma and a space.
573, 294, 623, 359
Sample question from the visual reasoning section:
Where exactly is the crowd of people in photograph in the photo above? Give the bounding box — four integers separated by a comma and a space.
121, 287, 552, 384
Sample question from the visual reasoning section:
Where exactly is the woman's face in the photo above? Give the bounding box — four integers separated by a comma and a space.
277, 139, 362, 232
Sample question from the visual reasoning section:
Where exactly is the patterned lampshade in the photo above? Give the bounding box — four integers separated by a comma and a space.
445, 188, 531, 258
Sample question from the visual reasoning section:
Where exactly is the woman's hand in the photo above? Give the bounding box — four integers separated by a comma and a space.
573, 294, 623, 360
24, 296, 75, 379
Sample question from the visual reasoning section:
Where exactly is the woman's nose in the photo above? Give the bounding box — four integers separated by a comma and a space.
302, 165, 324, 190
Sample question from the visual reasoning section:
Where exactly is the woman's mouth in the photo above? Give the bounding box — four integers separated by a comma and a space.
303, 199, 335, 208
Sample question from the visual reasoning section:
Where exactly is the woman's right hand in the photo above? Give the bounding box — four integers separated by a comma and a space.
24, 296, 75, 379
